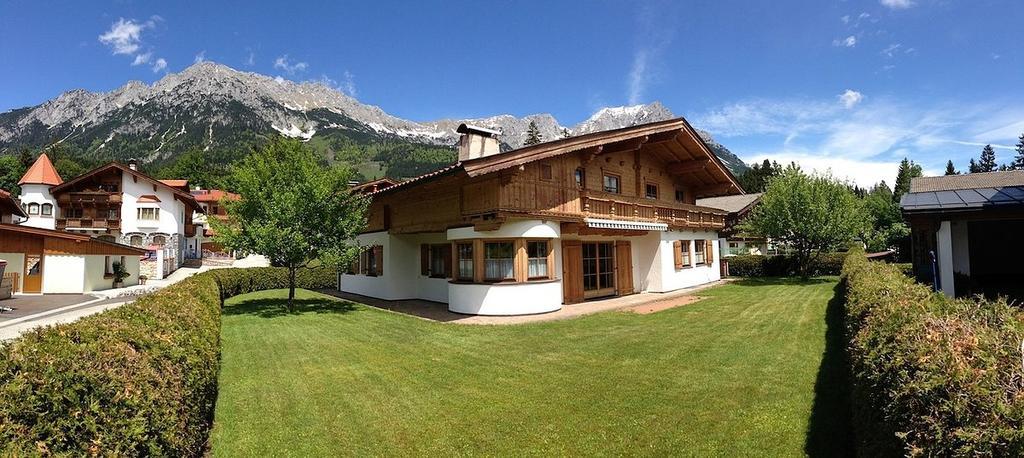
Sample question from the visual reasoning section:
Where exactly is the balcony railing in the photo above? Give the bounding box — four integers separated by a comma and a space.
56, 218, 121, 231
467, 178, 726, 229
56, 192, 122, 206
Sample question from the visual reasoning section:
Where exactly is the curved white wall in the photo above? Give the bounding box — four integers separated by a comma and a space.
19, 184, 56, 229
448, 280, 562, 315
447, 220, 560, 240
647, 229, 721, 293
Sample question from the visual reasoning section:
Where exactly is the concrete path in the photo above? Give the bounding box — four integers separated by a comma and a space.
321, 278, 733, 326
0, 254, 271, 341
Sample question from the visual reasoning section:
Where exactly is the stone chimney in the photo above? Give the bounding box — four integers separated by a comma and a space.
128, 158, 138, 171
456, 124, 501, 162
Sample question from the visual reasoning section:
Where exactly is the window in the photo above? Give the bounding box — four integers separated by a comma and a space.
456, 242, 474, 280
484, 241, 515, 281
152, 235, 166, 246
675, 189, 685, 203
64, 208, 83, 219
107, 209, 120, 220
421, 244, 451, 278
26, 255, 41, 275
527, 240, 550, 279
574, 168, 586, 188
360, 245, 382, 276
130, 235, 144, 247
694, 240, 706, 265
540, 164, 553, 180
680, 241, 691, 267
602, 174, 620, 194
104, 256, 113, 276
27, 203, 39, 215
645, 183, 658, 199
137, 207, 159, 221
41, 203, 53, 216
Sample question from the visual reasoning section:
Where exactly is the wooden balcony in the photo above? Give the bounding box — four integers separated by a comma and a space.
464, 178, 726, 230
56, 192, 122, 206
56, 218, 121, 231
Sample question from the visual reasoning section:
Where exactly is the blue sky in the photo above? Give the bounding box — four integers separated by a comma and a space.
1, 0, 1022, 185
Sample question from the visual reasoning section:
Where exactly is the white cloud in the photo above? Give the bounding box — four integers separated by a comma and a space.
627, 50, 649, 105
273, 55, 308, 74
881, 43, 902, 57
98, 18, 147, 55
315, 72, 357, 97
151, 58, 167, 73
880, 0, 914, 10
833, 35, 857, 47
745, 152, 903, 187
840, 15, 850, 24
626, 3, 674, 105
245, 50, 256, 66
194, 50, 206, 63
131, 51, 152, 66
991, 53, 1001, 60
838, 90, 864, 109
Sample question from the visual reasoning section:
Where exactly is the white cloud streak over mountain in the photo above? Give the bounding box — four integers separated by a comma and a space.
151, 58, 167, 73
98, 18, 147, 55
880, 0, 914, 10
833, 35, 857, 47
273, 55, 308, 74
838, 90, 863, 108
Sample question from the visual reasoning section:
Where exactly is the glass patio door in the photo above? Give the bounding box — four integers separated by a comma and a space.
582, 242, 615, 298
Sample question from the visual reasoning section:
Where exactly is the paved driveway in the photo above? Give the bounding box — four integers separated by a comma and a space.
0, 294, 98, 322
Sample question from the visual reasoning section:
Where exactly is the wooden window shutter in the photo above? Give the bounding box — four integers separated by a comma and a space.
374, 245, 384, 274
706, 240, 714, 264
360, 250, 368, 274
442, 244, 453, 278
420, 244, 430, 276
672, 240, 683, 269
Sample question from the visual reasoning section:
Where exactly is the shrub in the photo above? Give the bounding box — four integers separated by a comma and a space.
726, 252, 846, 277
841, 249, 1024, 455
0, 266, 338, 456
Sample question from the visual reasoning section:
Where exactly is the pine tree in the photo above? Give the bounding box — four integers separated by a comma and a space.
978, 144, 997, 172
524, 121, 542, 146
1012, 133, 1024, 170
944, 160, 958, 175
969, 158, 980, 173
893, 157, 923, 203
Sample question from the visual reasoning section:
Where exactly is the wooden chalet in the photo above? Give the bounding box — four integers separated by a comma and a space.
340, 117, 745, 316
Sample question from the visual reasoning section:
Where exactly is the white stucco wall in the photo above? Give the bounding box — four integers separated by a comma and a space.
647, 229, 721, 293
447, 220, 560, 240
951, 220, 970, 275
0, 253, 25, 292
42, 254, 85, 294
82, 254, 141, 292
18, 184, 56, 229
449, 281, 562, 315
120, 175, 185, 235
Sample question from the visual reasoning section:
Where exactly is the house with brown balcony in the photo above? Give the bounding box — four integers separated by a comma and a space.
17, 156, 203, 279
339, 118, 743, 315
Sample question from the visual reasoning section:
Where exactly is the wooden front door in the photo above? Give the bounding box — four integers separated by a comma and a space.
615, 241, 634, 296
582, 242, 616, 299
23, 254, 42, 293
562, 240, 584, 304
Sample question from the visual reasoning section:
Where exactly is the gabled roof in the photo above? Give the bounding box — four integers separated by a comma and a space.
51, 162, 204, 213
350, 177, 400, 194
137, 194, 161, 203
0, 189, 27, 218
696, 193, 763, 214
370, 118, 743, 198
18, 153, 63, 186
159, 179, 189, 190
0, 223, 147, 255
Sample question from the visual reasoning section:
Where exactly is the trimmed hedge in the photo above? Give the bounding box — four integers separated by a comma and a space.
841, 249, 1024, 455
726, 252, 846, 277
0, 266, 337, 456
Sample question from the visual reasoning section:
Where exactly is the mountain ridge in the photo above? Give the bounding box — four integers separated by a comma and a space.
0, 61, 748, 175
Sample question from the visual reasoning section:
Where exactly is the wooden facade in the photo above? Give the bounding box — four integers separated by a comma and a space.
364, 119, 738, 236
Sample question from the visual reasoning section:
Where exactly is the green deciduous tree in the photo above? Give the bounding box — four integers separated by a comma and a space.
978, 144, 997, 172
212, 137, 368, 311
157, 147, 232, 190
944, 160, 958, 175
892, 158, 923, 203
862, 181, 910, 253
740, 166, 867, 279
524, 121, 542, 146
0, 156, 27, 194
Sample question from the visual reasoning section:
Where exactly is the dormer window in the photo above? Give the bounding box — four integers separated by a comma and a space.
27, 203, 39, 215
137, 208, 160, 221
41, 203, 53, 216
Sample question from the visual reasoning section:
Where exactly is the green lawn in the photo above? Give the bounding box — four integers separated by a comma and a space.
211, 278, 852, 456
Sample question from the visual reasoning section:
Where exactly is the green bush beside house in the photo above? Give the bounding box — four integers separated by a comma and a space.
841, 249, 1024, 455
726, 252, 846, 277
0, 267, 337, 456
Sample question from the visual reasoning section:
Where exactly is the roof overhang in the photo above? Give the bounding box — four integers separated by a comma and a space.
585, 218, 668, 232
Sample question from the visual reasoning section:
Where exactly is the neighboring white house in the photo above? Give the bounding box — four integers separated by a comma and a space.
17, 156, 204, 279
339, 119, 744, 316
695, 193, 768, 258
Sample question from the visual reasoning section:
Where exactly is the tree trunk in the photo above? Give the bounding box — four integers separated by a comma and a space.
288, 265, 296, 312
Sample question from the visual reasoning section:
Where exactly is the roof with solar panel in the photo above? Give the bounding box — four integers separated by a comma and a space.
900, 170, 1024, 213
